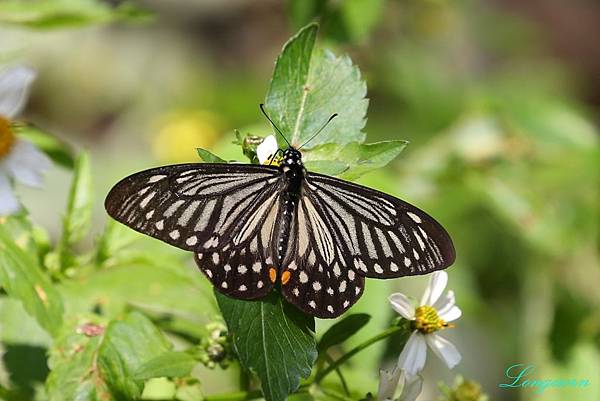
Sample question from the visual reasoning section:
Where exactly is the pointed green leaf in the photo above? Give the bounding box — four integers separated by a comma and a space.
61, 152, 93, 247
98, 312, 172, 400
265, 23, 368, 148
304, 140, 408, 180
216, 291, 317, 401
133, 351, 196, 380
318, 314, 370, 352
197, 148, 227, 163
0, 226, 63, 337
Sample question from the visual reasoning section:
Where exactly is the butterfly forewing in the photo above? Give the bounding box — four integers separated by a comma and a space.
303, 172, 455, 279
105, 163, 281, 252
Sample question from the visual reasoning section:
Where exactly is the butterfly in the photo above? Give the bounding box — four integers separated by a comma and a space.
104, 105, 455, 318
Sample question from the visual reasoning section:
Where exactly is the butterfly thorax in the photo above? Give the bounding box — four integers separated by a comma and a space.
275, 148, 305, 263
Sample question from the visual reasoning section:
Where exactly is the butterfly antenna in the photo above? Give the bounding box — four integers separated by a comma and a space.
259, 103, 291, 148
298, 113, 338, 150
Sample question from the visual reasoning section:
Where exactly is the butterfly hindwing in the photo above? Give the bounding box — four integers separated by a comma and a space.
280, 197, 365, 318
105, 163, 281, 252
304, 172, 456, 279
193, 187, 283, 299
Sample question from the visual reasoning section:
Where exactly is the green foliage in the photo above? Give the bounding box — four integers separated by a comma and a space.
56, 152, 92, 271
133, 352, 197, 381
97, 312, 172, 400
197, 147, 227, 163
265, 24, 368, 149
0, 0, 151, 29
305, 140, 408, 181
216, 291, 317, 401
318, 314, 370, 352
0, 225, 64, 337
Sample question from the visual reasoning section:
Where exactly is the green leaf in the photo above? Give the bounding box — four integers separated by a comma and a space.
13, 124, 75, 169
0, 0, 151, 29
304, 140, 408, 180
196, 147, 227, 163
98, 312, 172, 400
216, 291, 317, 401
317, 314, 371, 352
265, 23, 368, 149
46, 315, 110, 401
0, 226, 63, 337
62, 152, 93, 245
303, 160, 349, 176
133, 351, 196, 380
57, 152, 93, 270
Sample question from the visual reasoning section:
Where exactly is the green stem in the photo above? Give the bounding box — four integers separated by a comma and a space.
324, 352, 350, 395
319, 387, 356, 401
314, 325, 405, 384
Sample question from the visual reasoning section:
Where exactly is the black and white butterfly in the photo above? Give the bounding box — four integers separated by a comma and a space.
105, 107, 455, 318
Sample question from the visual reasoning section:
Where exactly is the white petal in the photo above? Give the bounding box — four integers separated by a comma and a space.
0, 66, 36, 119
388, 293, 415, 320
256, 135, 278, 164
435, 290, 462, 322
397, 331, 427, 377
420, 271, 448, 306
0, 172, 20, 215
398, 372, 424, 401
433, 289, 455, 311
439, 305, 462, 322
2, 139, 51, 187
425, 333, 461, 369
377, 367, 401, 401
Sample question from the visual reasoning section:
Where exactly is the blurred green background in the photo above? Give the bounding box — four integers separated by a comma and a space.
1, 0, 599, 400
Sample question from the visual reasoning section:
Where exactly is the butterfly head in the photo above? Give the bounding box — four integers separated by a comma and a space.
282, 148, 303, 167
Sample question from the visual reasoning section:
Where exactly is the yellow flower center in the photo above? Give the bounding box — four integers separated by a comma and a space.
413, 305, 452, 334
0, 115, 16, 158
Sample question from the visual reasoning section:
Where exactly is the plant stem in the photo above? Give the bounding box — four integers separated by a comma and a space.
314, 325, 405, 384
324, 352, 350, 395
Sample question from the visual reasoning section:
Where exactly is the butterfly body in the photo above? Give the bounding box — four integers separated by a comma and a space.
105, 146, 455, 318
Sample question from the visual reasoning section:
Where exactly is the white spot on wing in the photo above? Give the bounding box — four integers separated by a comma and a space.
148, 175, 166, 183
186, 236, 198, 246
140, 192, 156, 209
407, 212, 422, 223
312, 281, 322, 291
299, 271, 308, 283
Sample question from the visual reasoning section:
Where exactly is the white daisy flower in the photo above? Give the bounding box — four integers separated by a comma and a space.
256, 134, 278, 165
378, 367, 423, 401
0, 66, 51, 215
389, 271, 462, 377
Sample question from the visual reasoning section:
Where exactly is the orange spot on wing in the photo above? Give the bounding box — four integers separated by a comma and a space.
281, 270, 291, 285
268, 267, 277, 283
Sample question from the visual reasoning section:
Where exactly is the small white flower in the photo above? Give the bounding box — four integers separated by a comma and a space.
389, 271, 462, 377
378, 367, 423, 401
256, 135, 278, 164
0, 66, 51, 216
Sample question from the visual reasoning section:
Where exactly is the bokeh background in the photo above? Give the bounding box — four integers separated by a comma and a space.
1, 1, 599, 400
